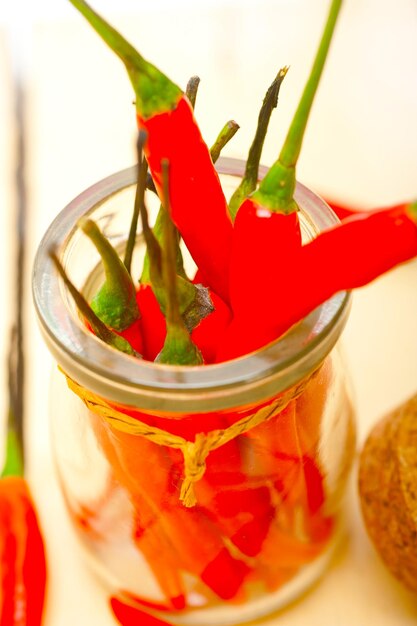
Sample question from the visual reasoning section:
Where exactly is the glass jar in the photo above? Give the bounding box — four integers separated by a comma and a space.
32, 158, 355, 625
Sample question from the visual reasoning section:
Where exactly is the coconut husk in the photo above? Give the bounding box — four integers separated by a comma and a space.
358, 394, 417, 593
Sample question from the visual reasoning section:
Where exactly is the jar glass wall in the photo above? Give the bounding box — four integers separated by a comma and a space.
33, 158, 355, 625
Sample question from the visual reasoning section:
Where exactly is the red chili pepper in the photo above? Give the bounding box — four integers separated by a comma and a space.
325, 198, 408, 221
0, 477, 47, 626
69, 0, 233, 303
229, 0, 343, 322
136, 284, 166, 360
219, 202, 417, 360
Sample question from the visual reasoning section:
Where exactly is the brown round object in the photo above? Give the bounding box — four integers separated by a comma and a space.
358, 394, 417, 593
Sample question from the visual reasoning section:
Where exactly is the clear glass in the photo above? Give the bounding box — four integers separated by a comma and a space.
33, 158, 355, 624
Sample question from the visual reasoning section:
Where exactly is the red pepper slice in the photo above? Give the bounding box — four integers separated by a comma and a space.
110, 597, 171, 626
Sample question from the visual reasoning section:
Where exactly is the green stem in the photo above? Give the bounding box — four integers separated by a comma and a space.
210, 120, 240, 164
156, 161, 203, 365
229, 66, 288, 219
2, 327, 24, 478
49, 249, 137, 356
80, 218, 139, 331
68, 0, 181, 118
254, 0, 343, 213
124, 131, 148, 275
138, 169, 164, 289
1, 430, 23, 478
407, 200, 417, 223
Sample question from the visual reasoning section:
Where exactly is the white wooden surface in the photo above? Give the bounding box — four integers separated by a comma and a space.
0, 0, 416, 623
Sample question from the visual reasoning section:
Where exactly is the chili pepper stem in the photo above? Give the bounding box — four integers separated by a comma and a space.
229, 66, 288, 219
2, 326, 24, 478
252, 0, 343, 212
1, 429, 24, 478
210, 120, 240, 164
68, 0, 182, 118
156, 160, 203, 365
49, 249, 138, 356
79, 218, 139, 330
185, 75, 201, 109
124, 131, 149, 275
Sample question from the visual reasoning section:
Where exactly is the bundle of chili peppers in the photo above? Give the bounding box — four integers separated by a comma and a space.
53, 0, 417, 623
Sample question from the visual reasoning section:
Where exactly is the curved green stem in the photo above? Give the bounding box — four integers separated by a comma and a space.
68, 0, 181, 118
210, 120, 240, 164
254, 0, 343, 212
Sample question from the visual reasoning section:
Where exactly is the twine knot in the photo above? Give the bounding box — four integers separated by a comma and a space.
180, 433, 218, 507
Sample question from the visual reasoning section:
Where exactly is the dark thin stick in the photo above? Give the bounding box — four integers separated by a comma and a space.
228, 66, 289, 218
245, 66, 289, 186
6, 78, 26, 461
124, 130, 148, 274
185, 75, 200, 110
145, 171, 157, 195
160, 160, 182, 327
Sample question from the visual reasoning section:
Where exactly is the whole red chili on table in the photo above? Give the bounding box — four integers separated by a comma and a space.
0, 333, 47, 625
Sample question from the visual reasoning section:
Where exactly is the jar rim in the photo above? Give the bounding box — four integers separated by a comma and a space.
32, 157, 351, 412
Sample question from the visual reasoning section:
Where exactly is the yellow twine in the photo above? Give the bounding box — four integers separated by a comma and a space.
64, 371, 313, 507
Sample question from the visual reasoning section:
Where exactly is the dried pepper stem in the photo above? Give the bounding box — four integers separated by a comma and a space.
185, 75, 201, 109
228, 66, 288, 218
124, 131, 149, 275
156, 161, 203, 365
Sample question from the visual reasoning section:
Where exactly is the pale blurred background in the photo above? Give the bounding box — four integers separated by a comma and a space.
0, 0, 417, 624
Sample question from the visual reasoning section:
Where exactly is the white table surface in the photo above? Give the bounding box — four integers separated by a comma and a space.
1, 1, 417, 624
